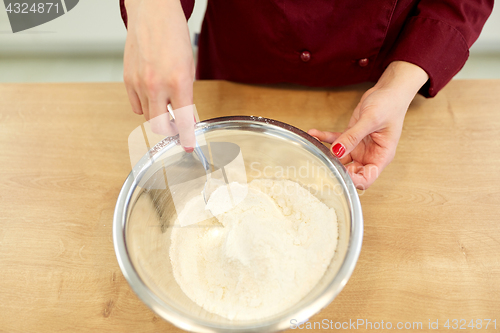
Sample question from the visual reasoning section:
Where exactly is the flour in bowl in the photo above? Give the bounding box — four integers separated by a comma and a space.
169, 179, 338, 320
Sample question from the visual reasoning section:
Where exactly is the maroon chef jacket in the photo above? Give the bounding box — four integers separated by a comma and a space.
120, 0, 493, 97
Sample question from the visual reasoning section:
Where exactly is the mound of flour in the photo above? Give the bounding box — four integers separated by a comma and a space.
169, 179, 338, 320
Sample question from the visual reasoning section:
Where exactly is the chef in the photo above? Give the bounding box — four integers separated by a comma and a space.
119, 0, 492, 189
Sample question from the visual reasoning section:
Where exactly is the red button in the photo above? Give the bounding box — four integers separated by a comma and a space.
358, 58, 369, 67
300, 51, 311, 62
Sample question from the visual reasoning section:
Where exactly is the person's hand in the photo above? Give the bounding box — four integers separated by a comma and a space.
123, 0, 196, 152
309, 61, 429, 189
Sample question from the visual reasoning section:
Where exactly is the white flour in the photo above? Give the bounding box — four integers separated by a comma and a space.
169, 179, 338, 320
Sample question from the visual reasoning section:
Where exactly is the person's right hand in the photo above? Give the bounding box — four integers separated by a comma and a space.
123, 0, 196, 152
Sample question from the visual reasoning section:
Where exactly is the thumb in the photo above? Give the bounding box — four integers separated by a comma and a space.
331, 118, 375, 159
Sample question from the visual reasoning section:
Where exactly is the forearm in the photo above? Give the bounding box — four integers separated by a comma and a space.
375, 61, 429, 101
124, 0, 185, 24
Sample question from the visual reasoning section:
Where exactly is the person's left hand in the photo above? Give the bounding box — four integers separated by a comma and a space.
308, 61, 429, 190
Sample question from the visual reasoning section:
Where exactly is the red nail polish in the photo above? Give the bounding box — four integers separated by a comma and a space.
184, 146, 194, 153
332, 143, 345, 158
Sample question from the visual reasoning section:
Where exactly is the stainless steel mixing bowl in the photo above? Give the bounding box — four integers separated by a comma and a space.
113, 116, 363, 332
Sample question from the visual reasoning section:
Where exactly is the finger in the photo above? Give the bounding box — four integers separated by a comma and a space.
170, 85, 195, 152
339, 154, 353, 165
330, 117, 376, 159
148, 97, 178, 137
344, 103, 362, 130
172, 105, 196, 152
137, 90, 150, 121
126, 87, 143, 115
307, 129, 341, 144
160, 103, 182, 138
346, 161, 382, 190
308, 128, 353, 163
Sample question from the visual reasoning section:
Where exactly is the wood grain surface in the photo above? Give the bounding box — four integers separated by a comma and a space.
0, 80, 499, 332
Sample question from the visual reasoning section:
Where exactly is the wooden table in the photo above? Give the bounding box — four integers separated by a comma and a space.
0, 80, 499, 332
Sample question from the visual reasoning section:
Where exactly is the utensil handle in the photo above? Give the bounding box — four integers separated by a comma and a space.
194, 143, 211, 173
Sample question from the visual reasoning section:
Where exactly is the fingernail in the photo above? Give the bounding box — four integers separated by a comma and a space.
332, 143, 345, 158
184, 146, 194, 153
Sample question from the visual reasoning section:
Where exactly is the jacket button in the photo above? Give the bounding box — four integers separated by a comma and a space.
358, 58, 369, 67
300, 51, 311, 62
